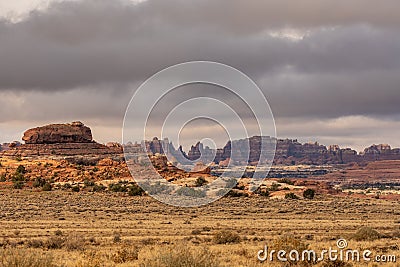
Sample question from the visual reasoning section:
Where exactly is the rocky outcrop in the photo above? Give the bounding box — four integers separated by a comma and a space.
22, 121, 93, 144
4, 120, 400, 167
2, 122, 122, 163
361, 144, 400, 161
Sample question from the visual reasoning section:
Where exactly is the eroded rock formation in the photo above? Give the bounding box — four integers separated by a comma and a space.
22, 121, 93, 144
2, 122, 122, 162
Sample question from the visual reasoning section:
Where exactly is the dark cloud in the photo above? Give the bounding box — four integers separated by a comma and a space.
0, 0, 399, 147
0, 0, 399, 90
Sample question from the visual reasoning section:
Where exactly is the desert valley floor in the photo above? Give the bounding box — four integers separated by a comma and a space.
0, 190, 399, 266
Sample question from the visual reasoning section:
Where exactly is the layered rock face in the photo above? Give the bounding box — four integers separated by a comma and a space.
22, 121, 93, 144
361, 144, 400, 161
128, 136, 400, 166
2, 122, 122, 162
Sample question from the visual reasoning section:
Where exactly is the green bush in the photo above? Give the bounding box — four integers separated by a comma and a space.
16, 165, 26, 174
194, 177, 208, 187
13, 181, 25, 189
109, 182, 128, 192
128, 184, 144, 196
12, 171, 25, 182
254, 188, 270, 197
303, 189, 315, 199
33, 177, 46, 188
141, 181, 171, 195
44, 162, 53, 168
0, 174, 6, 182
92, 184, 106, 192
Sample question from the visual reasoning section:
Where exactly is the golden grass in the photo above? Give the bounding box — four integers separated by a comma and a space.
0, 190, 399, 266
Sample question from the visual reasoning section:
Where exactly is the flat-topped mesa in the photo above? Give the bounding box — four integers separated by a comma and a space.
22, 121, 93, 144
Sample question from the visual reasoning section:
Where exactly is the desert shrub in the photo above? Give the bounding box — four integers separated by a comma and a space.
0, 248, 56, 267
285, 192, 300, 200
352, 227, 381, 241
42, 182, 52, 191
195, 177, 208, 187
12, 173, 25, 182
226, 189, 248, 197
278, 178, 295, 185
74, 250, 108, 267
141, 181, 171, 195
176, 187, 206, 198
12, 181, 24, 189
191, 229, 202, 235
43, 162, 53, 168
113, 234, 121, 243
139, 243, 220, 267
109, 182, 128, 192
83, 179, 95, 187
111, 245, 139, 263
92, 184, 106, 192
213, 230, 241, 244
0, 174, 6, 182
254, 188, 270, 197
128, 184, 144, 196
54, 230, 63, 236
269, 183, 281, 191
71, 185, 80, 192
15, 165, 26, 175
12, 167, 26, 181
62, 183, 72, 189
45, 237, 64, 249
303, 189, 315, 200
26, 239, 44, 249
33, 177, 46, 188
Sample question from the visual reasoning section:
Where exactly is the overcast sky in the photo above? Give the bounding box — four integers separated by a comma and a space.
0, 0, 399, 152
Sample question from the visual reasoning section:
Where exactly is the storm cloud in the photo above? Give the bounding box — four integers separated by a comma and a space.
0, 0, 399, 150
